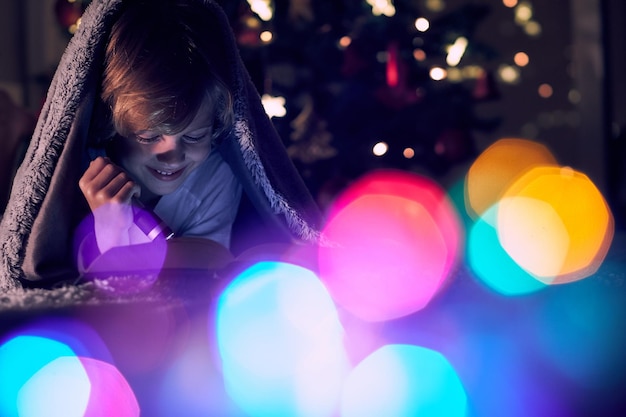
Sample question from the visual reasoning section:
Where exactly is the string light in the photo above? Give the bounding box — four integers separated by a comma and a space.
514, 51, 529, 67
538, 83, 553, 98
247, 0, 273, 21
446, 37, 468, 67
373, 142, 389, 156
339, 36, 352, 49
261, 94, 286, 118
366, 0, 396, 17
429, 67, 447, 81
415, 18, 430, 32
498, 64, 520, 84
260, 30, 273, 43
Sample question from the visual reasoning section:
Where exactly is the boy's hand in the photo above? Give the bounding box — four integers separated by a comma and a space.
79, 156, 142, 253
79, 156, 140, 211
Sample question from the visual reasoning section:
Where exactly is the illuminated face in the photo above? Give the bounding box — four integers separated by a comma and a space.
114, 99, 214, 203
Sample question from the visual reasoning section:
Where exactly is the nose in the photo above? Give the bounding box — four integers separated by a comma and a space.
155, 135, 184, 164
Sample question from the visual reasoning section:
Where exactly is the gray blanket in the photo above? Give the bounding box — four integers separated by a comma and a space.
0, 0, 324, 292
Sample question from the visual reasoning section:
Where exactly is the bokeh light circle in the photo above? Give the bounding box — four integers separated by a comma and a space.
0, 320, 138, 417
467, 204, 547, 296
340, 344, 467, 417
216, 261, 349, 417
465, 138, 558, 220
498, 165, 614, 284
318, 170, 463, 322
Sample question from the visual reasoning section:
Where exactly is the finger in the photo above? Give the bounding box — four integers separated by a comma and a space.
100, 171, 135, 201
79, 157, 122, 192
79, 157, 107, 191
118, 180, 141, 204
83, 163, 127, 195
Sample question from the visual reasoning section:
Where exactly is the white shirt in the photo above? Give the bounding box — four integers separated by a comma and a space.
153, 150, 242, 249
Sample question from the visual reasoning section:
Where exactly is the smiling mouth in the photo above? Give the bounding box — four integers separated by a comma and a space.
149, 166, 185, 181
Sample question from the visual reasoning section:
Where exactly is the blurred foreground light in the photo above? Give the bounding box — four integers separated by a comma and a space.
468, 205, 547, 296
498, 166, 614, 284
0, 336, 85, 417
340, 344, 467, 417
318, 170, 463, 322
216, 261, 349, 417
465, 138, 558, 220
0, 327, 138, 417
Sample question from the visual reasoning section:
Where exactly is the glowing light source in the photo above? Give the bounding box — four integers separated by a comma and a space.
515, 2, 533, 23
403, 147, 415, 159
0, 336, 84, 417
503, 0, 518, 7
216, 261, 349, 417
261, 94, 286, 118
79, 357, 140, 417
340, 345, 467, 417
465, 138, 558, 220
446, 37, 468, 67
538, 83, 553, 98
318, 170, 462, 322
260, 30, 273, 43
386, 41, 399, 87
415, 17, 430, 32
339, 36, 352, 48
73, 205, 169, 293
0, 321, 138, 417
430, 67, 447, 81
372, 142, 388, 156
498, 64, 520, 84
447, 67, 462, 82
467, 205, 547, 296
17, 355, 91, 417
425, 0, 444, 12
524, 20, 542, 36
514, 51, 529, 67
413, 48, 426, 61
366, 0, 396, 17
247, 0, 273, 21
498, 165, 614, 284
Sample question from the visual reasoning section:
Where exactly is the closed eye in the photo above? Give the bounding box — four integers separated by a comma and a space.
134, 134, 160, 144
182, 134, 207, 143
182, 128, 211, 144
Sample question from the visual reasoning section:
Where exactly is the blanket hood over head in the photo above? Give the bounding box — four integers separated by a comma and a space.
0, 0, 324, 290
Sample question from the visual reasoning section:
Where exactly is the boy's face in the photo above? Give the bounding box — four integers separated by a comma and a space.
114, 99, 214, 202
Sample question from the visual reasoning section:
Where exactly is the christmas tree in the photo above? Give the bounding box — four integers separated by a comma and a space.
218, 0, 502, 202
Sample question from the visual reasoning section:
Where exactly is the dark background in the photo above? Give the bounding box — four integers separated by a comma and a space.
1, 0, 625, 227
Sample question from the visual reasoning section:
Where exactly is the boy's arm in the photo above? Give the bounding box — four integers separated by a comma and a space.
78, 156, 142, 253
